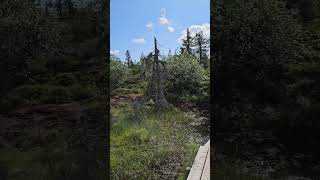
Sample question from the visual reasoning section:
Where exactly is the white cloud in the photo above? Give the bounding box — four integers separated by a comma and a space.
110, 49, 120, 56
177, 23, 210, 44
131, 38, 146, 45
159, 16, 169, 25
168, 26, 175, 32
159, 8, 170, 25
146, 22, 153, 30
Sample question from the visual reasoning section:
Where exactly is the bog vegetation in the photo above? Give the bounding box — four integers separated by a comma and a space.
212, 0, 320, 179
110, 34, 210, 178
0, 0, 210, 178
0, 0, 107, 179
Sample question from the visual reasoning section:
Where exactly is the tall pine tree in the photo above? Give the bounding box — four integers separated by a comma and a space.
180, 28, 192, 54
125, 50, 132, 67
194, 31, 209, 67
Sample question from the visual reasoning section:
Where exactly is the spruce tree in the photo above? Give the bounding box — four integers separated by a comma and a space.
168, 49, 172, 58
140, 53, 145, 62
181, 28, 192, 54
194, 31, 209, 66
125, 50, 132, 67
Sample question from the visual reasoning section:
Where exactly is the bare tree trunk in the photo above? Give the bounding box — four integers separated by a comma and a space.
199, 45, 202, 62
148, 37, 169, 109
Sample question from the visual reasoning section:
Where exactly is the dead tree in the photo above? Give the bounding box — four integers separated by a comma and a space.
147, 37, 169, 109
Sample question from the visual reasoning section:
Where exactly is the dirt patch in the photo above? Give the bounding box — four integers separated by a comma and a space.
111, 94, 142, 107
0, 102, 83, 131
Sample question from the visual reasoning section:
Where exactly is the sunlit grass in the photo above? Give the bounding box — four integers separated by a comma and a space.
110, 103, 199, 179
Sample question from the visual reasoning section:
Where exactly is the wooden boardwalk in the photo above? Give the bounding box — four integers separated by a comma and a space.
187, 140, 210, 180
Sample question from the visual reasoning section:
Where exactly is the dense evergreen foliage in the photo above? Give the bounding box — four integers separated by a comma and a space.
0, 0, 108, 179
212, 0, 320, 178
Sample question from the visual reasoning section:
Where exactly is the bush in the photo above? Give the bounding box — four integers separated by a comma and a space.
46, 55, 80, 72
75, 39, 101, 60
212, 0, 312, 131
0, 0, 61, 95
1, 85, 72, 109
165, 54, 209, 100
52, 73, 77, 86
110, 57, 129, 90
71, 11, 98, 42
70, 84, 94, 100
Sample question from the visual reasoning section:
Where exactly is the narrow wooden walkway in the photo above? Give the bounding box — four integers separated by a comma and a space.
187, 140, 210, 180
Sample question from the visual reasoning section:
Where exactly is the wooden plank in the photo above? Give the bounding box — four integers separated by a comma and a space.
203, 140, 210, 149
187, 140, 210, 180
187, 146, 207, 180
200, 146, 210, 180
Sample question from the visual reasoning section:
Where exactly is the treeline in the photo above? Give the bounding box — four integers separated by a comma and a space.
0, 0, 107, 112
110, 30, 210, 107
213, 0, 320, 157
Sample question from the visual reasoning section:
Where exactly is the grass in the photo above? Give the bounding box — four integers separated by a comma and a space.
0, 130, 106, 180
110, 103, 199, 179
0, 95, 108, 180
111, 79, 147, 96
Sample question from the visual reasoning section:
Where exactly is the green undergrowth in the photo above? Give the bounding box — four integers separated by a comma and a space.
212, 162, 269, 180
0, 132, 106, 180
0, 95, 108, 180
110, 103, 199, 179
111, 79, 147, 97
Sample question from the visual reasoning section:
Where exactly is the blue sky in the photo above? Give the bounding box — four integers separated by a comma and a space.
110, 0, 210, 62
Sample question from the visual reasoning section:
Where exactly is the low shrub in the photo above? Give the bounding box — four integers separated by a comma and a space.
70, 84, 94, 100
52, 73, 77, 86
166, 54, 209, 103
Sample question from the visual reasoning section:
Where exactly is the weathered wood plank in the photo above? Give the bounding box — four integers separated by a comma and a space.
187, 140, 210, 180
187, 146, 207, 180
203, 140, 210, 149
200, 146, 210, 180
